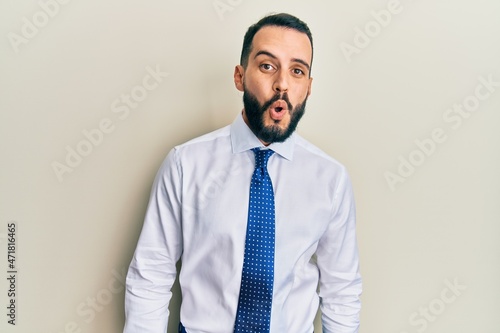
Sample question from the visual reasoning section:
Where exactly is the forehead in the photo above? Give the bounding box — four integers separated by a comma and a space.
250, 26, 312, 64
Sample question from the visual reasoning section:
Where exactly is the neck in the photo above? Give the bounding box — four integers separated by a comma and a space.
242, 110, 270, 146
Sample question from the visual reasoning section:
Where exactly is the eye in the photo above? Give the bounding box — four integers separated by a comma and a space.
260, 63, 275, 71
292, 68, 305, 76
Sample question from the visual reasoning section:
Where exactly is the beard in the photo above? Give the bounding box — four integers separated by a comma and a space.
243, 88, 307, 144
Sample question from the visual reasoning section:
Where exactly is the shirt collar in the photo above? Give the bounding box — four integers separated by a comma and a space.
230, 111, 295, 161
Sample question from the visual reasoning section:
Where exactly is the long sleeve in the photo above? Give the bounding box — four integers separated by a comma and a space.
123, 149, 183, 333
122, 115, 362, 332
316, 168, 362, 333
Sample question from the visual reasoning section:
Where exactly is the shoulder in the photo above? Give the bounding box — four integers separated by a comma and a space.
158, 125, 231, 176
176, 124, 231, 150
169, 124, 232, 158
293, 133, 347, 174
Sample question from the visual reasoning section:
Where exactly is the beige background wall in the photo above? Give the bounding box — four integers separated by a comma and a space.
1, 1, 499, 332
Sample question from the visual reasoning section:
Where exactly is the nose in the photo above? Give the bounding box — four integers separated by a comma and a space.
272, 70, 288, 93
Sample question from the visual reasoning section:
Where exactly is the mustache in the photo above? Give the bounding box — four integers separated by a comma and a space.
261, 92, 293, 111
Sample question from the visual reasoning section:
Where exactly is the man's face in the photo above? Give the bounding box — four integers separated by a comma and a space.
234, 26, 313, 145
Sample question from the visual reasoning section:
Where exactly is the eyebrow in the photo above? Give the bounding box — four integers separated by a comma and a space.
254, 50, 311, 71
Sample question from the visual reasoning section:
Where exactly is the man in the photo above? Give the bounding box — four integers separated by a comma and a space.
124, 13, 362, 333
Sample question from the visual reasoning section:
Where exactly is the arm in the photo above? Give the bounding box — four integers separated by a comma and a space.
317, 168, 362, 333
123, 149, 183, 333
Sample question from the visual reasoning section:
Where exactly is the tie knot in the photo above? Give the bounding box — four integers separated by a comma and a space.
252, 148, 274, 169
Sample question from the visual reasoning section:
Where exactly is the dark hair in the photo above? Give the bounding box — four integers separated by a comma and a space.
240, 13, 314, 75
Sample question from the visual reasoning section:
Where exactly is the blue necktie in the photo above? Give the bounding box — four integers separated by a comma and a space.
234, 148, 275, 333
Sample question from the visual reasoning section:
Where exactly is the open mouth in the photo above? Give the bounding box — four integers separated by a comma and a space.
269, 100, 288, 121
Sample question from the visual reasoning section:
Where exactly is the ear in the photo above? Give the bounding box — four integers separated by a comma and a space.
234, 65, 245, 92
307, 76, 313, 97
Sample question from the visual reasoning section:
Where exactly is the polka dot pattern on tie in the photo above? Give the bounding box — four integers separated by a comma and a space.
234, 148, 275, 333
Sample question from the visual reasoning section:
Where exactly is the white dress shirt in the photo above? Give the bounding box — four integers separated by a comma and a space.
124, 113, 362, 333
